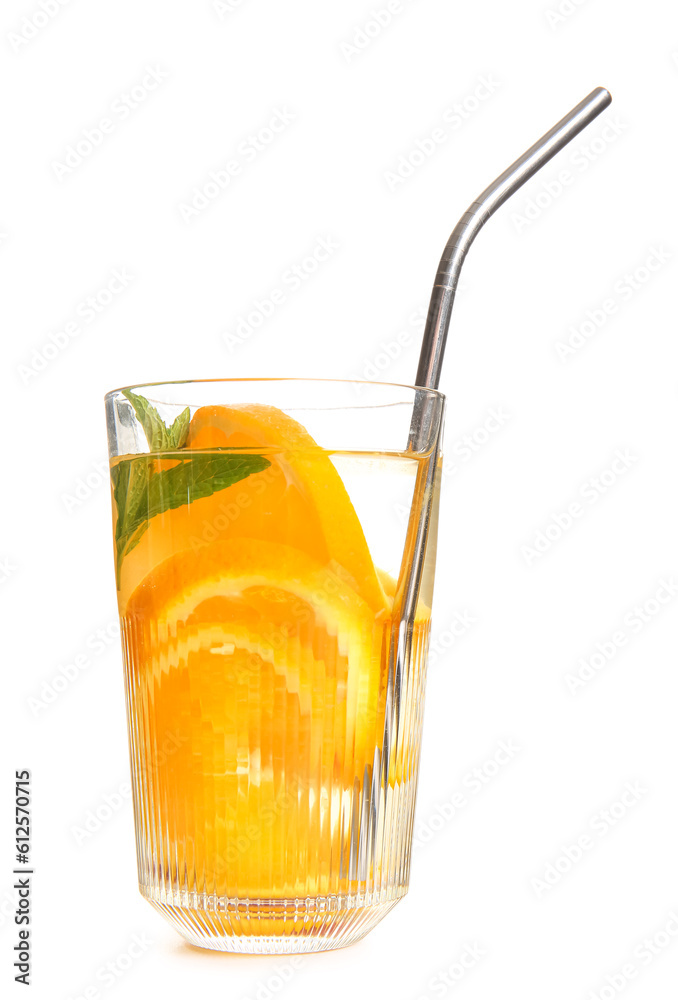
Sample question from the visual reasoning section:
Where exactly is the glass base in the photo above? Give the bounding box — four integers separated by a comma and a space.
143, 887, 405, 953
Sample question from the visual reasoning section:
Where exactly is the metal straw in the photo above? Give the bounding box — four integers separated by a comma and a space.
384, 89, 614, 737
415, 86, 612, 392
399, 87, 614, 616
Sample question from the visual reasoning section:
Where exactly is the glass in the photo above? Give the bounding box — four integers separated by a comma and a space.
105, 378, 445, 953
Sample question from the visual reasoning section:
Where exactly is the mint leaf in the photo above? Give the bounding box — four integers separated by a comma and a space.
165, 406, 190, 449
112, 453, 270, 586
113, 390, 268, 587
122, 389, 190, 451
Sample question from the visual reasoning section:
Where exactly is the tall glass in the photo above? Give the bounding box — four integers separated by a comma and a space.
105, 378, 445, 953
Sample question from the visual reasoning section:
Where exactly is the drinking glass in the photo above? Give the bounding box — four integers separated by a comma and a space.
105, 378, 445, 953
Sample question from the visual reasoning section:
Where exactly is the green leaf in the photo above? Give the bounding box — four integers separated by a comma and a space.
122, 389, 190, 451
112, 452, 270, 587
165, 406, 190, 449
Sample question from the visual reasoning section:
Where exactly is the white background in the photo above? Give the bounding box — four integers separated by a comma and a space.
2, 1, 678, 998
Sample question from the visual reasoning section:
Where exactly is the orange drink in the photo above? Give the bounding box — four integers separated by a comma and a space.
106, 379, 444, 952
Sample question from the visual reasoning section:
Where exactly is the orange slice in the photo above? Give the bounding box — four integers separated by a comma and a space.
117, 403, 389, 615
125, 538, 388, 898
186, 404, 388, 612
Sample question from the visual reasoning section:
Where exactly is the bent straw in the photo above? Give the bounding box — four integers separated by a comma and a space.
415, 86, 612, 392
383, 90, 613, 754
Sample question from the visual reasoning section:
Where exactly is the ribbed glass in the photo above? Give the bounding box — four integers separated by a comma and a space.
106, 379, 444, 953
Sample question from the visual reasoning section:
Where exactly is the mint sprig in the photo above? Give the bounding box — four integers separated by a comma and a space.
112, 453, 270, 584
112, 392, 270, 586
122, 389, 190, 451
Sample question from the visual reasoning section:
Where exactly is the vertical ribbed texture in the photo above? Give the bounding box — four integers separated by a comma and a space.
121, 602, 431, 953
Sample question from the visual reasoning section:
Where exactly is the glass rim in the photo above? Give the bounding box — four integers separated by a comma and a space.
104, 376, 445, 403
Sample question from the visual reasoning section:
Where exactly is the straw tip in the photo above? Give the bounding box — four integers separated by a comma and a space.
592, 85, 613, 106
